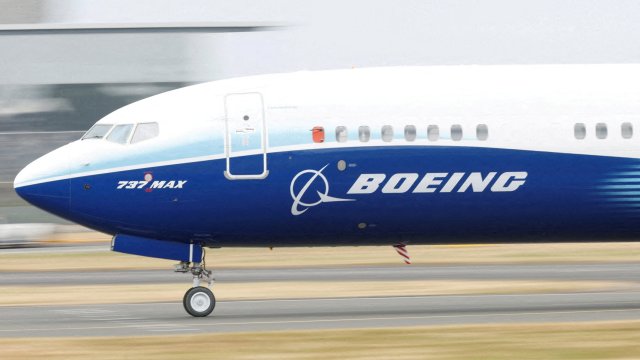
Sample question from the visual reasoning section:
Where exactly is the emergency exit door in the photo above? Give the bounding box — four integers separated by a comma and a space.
224, 92, 268, 180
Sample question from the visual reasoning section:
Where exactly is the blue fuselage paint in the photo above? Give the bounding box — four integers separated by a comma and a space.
16, 146, 640, 246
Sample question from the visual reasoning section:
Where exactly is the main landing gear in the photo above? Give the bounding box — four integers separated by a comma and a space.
175, 256, 215, 317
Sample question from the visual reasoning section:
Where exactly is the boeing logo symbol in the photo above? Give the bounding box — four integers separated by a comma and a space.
290, 164, 354, 216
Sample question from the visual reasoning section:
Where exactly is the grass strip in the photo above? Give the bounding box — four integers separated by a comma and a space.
3, 242, 640, 272
2, 321, 640, 359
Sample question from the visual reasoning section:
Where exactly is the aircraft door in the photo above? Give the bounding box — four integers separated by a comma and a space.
224, 92, 268, 180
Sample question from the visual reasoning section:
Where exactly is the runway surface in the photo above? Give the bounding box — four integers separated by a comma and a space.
2, 292, 640, 337
2, 263, 640, 285
1, 261, 640, 337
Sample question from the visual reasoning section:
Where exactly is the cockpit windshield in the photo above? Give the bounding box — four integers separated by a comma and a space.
106, 124, 134, 144
81, 122, 160, 144
82, 124, 113, 140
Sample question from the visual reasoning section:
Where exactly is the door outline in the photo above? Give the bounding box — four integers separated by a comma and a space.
223, 92, 269, 180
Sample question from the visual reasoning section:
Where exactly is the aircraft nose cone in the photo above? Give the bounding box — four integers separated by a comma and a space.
14, 155, 70, 216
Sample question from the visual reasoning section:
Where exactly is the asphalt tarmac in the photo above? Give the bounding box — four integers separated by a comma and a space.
2, 263, 640, 285
2, 292, 640, 337
1, 262, 640, 337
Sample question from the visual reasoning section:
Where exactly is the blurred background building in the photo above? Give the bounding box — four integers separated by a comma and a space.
2, 0, 640, 226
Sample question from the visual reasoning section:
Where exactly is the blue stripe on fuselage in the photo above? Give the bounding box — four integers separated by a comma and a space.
20, 146, 640, 247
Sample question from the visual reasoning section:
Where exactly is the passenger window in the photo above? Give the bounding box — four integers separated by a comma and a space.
596, 123, 607, 139
106, 124, 133, 144
358, 126, 370, 142
312, 126, 325, 143
476, 124, 488, 141
336, 126, 348, 143
427, 125, 439, 141
451, 125, 463, 141
404, 125, 416, 142
622, 122, 633, 139
381, 125, 394, 142
574, 123, 586, 139
131, 122, 160, 144
82, 124, 113, 140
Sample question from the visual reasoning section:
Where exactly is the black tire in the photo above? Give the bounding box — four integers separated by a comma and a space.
183, 286, 216, 317
182, 288, 190, 310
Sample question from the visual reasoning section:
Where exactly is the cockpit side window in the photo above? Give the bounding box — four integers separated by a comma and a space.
82, 124, 113, 140
106, 124, 134, 144
131, 122, 160, 144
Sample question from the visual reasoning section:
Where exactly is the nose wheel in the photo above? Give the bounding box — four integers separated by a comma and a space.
183, 286, 215, 317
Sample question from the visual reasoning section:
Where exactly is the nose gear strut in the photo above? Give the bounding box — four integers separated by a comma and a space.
175, 249, 215, 317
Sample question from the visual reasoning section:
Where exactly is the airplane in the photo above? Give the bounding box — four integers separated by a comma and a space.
13, 64, 640, 317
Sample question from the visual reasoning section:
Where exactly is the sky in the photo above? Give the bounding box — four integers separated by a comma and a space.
2, 0, 640, 84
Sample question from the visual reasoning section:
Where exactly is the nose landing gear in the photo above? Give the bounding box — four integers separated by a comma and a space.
175, 258, 215, 317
